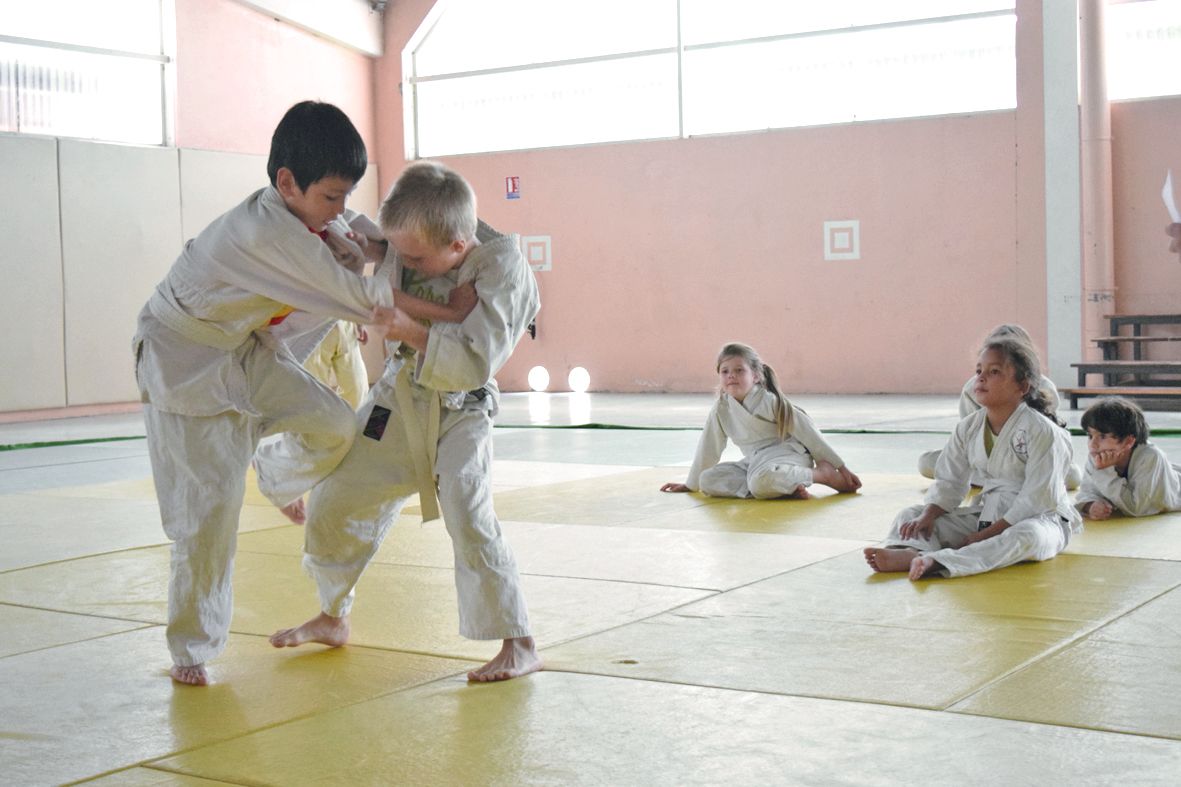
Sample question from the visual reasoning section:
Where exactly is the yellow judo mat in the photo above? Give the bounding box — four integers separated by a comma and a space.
3, 447, 1181, 784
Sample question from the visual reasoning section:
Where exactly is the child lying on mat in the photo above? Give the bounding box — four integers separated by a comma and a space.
1075, 397, 1181, 520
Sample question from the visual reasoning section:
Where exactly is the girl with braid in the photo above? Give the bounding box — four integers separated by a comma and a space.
661, 342, 861, 499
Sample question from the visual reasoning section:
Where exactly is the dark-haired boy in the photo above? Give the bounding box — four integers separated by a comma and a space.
133, 101, 395, 686
1075, 397, 1181, 519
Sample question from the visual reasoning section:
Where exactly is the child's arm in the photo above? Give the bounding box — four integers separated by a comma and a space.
1074, 458, 1116, 520
1086, 445, 1179, 517
396, 283, 477, 325
666, 405, 726, 492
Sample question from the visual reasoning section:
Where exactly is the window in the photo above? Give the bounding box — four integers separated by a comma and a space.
0, 0, 172, 145
1106, 0, 1181, 101
406, 0, 1016, 156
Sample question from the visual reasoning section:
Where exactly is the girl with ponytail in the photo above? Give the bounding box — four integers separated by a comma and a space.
661, 342, 861, 499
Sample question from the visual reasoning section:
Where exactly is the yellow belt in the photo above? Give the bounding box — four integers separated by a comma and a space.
394, 365, 441, 522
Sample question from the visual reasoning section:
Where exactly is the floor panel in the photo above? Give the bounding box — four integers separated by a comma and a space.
149, 671, 1181, 787
0, 545, 712, 661
0, 627, 468, 787
951, 584, 1181, 739
4, 395, 1180, 785
540, 551, 1181, 709
1065, 510, 1181, 560
237, 518, 869, 591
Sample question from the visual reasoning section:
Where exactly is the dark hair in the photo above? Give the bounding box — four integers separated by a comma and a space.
981, 336, 1065, 428
266, 101, 367, 190
1081, 397, 1150, 445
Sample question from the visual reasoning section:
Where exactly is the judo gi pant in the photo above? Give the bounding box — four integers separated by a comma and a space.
143, 346, 356, 667
882, 503, 1070, 577
699, 446, 813, 499
918, 448, 1083, 490
302, 379, 530, 641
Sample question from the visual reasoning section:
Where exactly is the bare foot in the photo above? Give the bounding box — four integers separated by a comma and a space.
468, 636, 543, 682
909, 555, 938, 581
170, 663, 208, 686
864, 546, 919, 573
813, 461, 858, 493
269, 612, 350, 648
786, 486, 812, 500
279, 497, 306, 525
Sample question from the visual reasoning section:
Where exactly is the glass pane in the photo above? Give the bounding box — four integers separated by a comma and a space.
1106, 0, 1181, 101
0, 56, 15, 133
415, 53, 678, 156
414, 0, 676, 76
682, 0, 1014, 45
3, 43, 163, 145
683, 15, 1015, 135
0, 0, 162, 56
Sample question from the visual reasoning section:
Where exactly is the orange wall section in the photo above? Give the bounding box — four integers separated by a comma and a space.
374, 2, 1029, 394
173, 0, 377, 157
1112, 96, 1181, 330
462, 114, 1021, 394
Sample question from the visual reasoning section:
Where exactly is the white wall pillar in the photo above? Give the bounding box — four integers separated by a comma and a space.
1042, 0, 1083, 387
1080, 0, 1115, 360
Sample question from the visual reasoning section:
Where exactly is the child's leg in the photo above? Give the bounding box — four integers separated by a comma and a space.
271, 387, 415, 647
916, 449, 941, 480
864, 504, 979, 573
923, 514, 1069, 578
698, 461, 752, 498
248, 342, 358, 509
331, 327, 369, 411
436, 408, 539, 681
746, 460, 813, 499
436, 408, 530, 640
144, 405, 253, 679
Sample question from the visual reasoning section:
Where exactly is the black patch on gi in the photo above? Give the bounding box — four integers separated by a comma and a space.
363, 405, 392, 441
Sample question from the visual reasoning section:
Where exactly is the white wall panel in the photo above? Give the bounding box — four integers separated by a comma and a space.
0, 135, 67, 410
180, 148, 268, 241
59, 140, 182, 405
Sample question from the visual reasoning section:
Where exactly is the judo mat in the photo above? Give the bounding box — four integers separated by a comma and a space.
3, 407, 1181, 785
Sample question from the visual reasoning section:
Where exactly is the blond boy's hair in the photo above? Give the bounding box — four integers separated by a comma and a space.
378, 160, 478, 249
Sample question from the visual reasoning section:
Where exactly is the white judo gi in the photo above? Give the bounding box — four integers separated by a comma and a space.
685, 386, 847, 498
1074, 442, 1181, 517
917, 374, 1081, 489
133, 186, 393, 667
302, 220, 539, 641
884, 403, 1081, 577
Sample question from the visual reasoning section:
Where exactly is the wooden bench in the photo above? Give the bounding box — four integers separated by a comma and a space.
1072, 360, 1181, 387
1094, 335, 1181, 361
1106, 313, 1181, 335
1059, 386, 1181, 408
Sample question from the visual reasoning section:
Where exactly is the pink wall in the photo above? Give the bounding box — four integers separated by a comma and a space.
462, 116, 1020, 394
185, 0, 1174, 394
1111, 95, 1181, 347
376, 2, 1030, 394
174, 0, 377, 156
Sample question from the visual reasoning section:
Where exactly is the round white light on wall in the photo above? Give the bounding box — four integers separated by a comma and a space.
528, 366, 550, 392
568, 366, 590, 393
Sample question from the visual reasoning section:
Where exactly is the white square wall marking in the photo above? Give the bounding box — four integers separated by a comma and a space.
824, 220, 860, 261
521, 235, 552, 272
